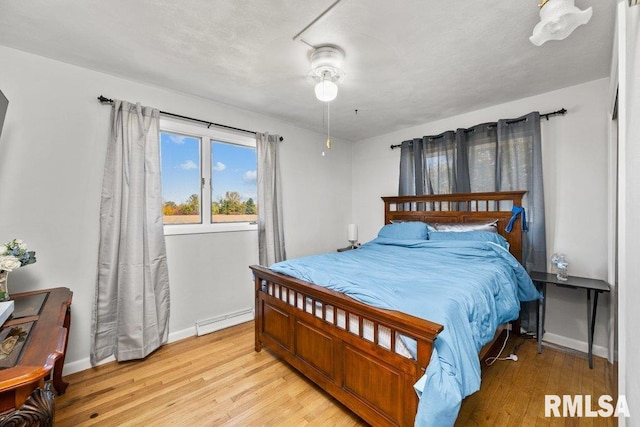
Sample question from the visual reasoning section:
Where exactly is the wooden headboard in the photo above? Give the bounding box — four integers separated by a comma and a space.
382, 191, 526, 263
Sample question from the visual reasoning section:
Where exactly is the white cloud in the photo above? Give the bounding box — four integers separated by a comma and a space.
180, 160, 197, 170
213, 161, 226, 171
243, 170, 257, 183
168, 134, 188, 144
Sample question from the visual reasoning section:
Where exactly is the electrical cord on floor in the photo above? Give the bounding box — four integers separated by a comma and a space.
485, 329, 519, 366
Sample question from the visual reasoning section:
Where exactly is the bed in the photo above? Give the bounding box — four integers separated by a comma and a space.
249, 191, 538, 426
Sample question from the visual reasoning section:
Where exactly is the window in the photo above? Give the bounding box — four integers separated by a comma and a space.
211, 141, 257, 224
160, 131, 202, 225
159, 119, 257, 234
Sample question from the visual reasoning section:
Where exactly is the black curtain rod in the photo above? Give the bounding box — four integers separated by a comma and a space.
389, 108, 567, 150
97, 95, 284, 142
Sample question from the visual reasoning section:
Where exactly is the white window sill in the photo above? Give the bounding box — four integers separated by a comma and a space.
164, 222, 258, 236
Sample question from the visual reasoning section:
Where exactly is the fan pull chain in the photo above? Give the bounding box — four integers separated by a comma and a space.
326, 101, 332, 150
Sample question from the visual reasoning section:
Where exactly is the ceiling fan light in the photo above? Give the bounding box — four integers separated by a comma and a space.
529, 0, 592, 46
314, 79, 338, 102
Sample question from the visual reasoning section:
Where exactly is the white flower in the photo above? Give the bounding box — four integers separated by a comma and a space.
0, 256, 21, 272
0, 246, 6, 256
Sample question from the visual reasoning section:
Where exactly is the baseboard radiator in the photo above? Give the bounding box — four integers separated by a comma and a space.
195, 308, 254, 336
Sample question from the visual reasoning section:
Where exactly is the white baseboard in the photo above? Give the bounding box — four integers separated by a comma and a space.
542, 332, 609, 360
62, 355, 116, 376
62, 312, 252, 376
169, 325, 197, 343
195, 308, 254, 336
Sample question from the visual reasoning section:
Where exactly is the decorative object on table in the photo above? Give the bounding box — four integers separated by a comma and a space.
0, 323, 32, 367
347, 224, 358, 249
0, 239, 37, 301
0, 326, 28, 360
550, 252, 568, 281
529, 0, 593, 46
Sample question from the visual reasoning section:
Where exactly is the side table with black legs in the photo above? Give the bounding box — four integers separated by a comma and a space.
529, 271, 610, 369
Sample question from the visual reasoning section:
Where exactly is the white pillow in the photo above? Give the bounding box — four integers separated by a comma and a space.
431, 220, 498, 233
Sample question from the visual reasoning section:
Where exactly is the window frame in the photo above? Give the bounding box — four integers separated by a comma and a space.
160, 118, 258, 236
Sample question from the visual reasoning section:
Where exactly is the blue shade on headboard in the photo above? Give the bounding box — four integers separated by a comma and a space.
0, 90, 8, 140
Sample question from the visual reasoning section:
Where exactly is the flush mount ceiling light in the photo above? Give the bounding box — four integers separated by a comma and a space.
309, 45, 345, 102
530, 0, 593, 46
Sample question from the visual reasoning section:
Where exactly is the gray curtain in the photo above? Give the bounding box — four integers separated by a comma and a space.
398, 140, 416, 211
399, 133, 457, 211
257, 132, 286, 266
455, 123, 497, 194
499, 112, 545, 332
421, 132, 458, 195
497, 112, 546, 273
399, 133, 458, 197
91, 100, 170, 365
398, 140, 416, 197
397, 112, 546, 331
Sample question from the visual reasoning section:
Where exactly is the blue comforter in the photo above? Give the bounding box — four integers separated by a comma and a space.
270, 237, 541, 426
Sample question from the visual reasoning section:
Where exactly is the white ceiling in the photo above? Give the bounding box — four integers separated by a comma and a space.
0, 0, 615, 141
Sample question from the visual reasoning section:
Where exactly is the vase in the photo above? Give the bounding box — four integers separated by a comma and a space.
0, 271, 9, 302
555, 254, 569, 281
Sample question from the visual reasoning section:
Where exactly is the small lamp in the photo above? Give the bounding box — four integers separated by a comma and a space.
530, 0, 592, 46
347, 224, 358, 249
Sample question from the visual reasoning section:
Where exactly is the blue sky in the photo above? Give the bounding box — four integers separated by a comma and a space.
160, 131, 257, 205
211, 142, 257, 203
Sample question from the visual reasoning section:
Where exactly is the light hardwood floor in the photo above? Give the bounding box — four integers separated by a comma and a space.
55, 322, 616, 426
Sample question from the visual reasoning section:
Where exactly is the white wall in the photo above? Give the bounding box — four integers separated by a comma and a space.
351, 78, 612, 355
0, 45, 352, 372
618, 2, 640, 424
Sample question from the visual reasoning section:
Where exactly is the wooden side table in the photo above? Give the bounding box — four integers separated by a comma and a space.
0, 287, 72, 424
529, 271, 609, 369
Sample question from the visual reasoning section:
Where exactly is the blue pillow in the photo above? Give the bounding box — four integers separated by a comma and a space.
377, 222, 429, 240
428, 230, 509, 250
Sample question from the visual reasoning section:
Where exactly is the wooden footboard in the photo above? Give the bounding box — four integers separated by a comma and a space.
250, 265, 443, 427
